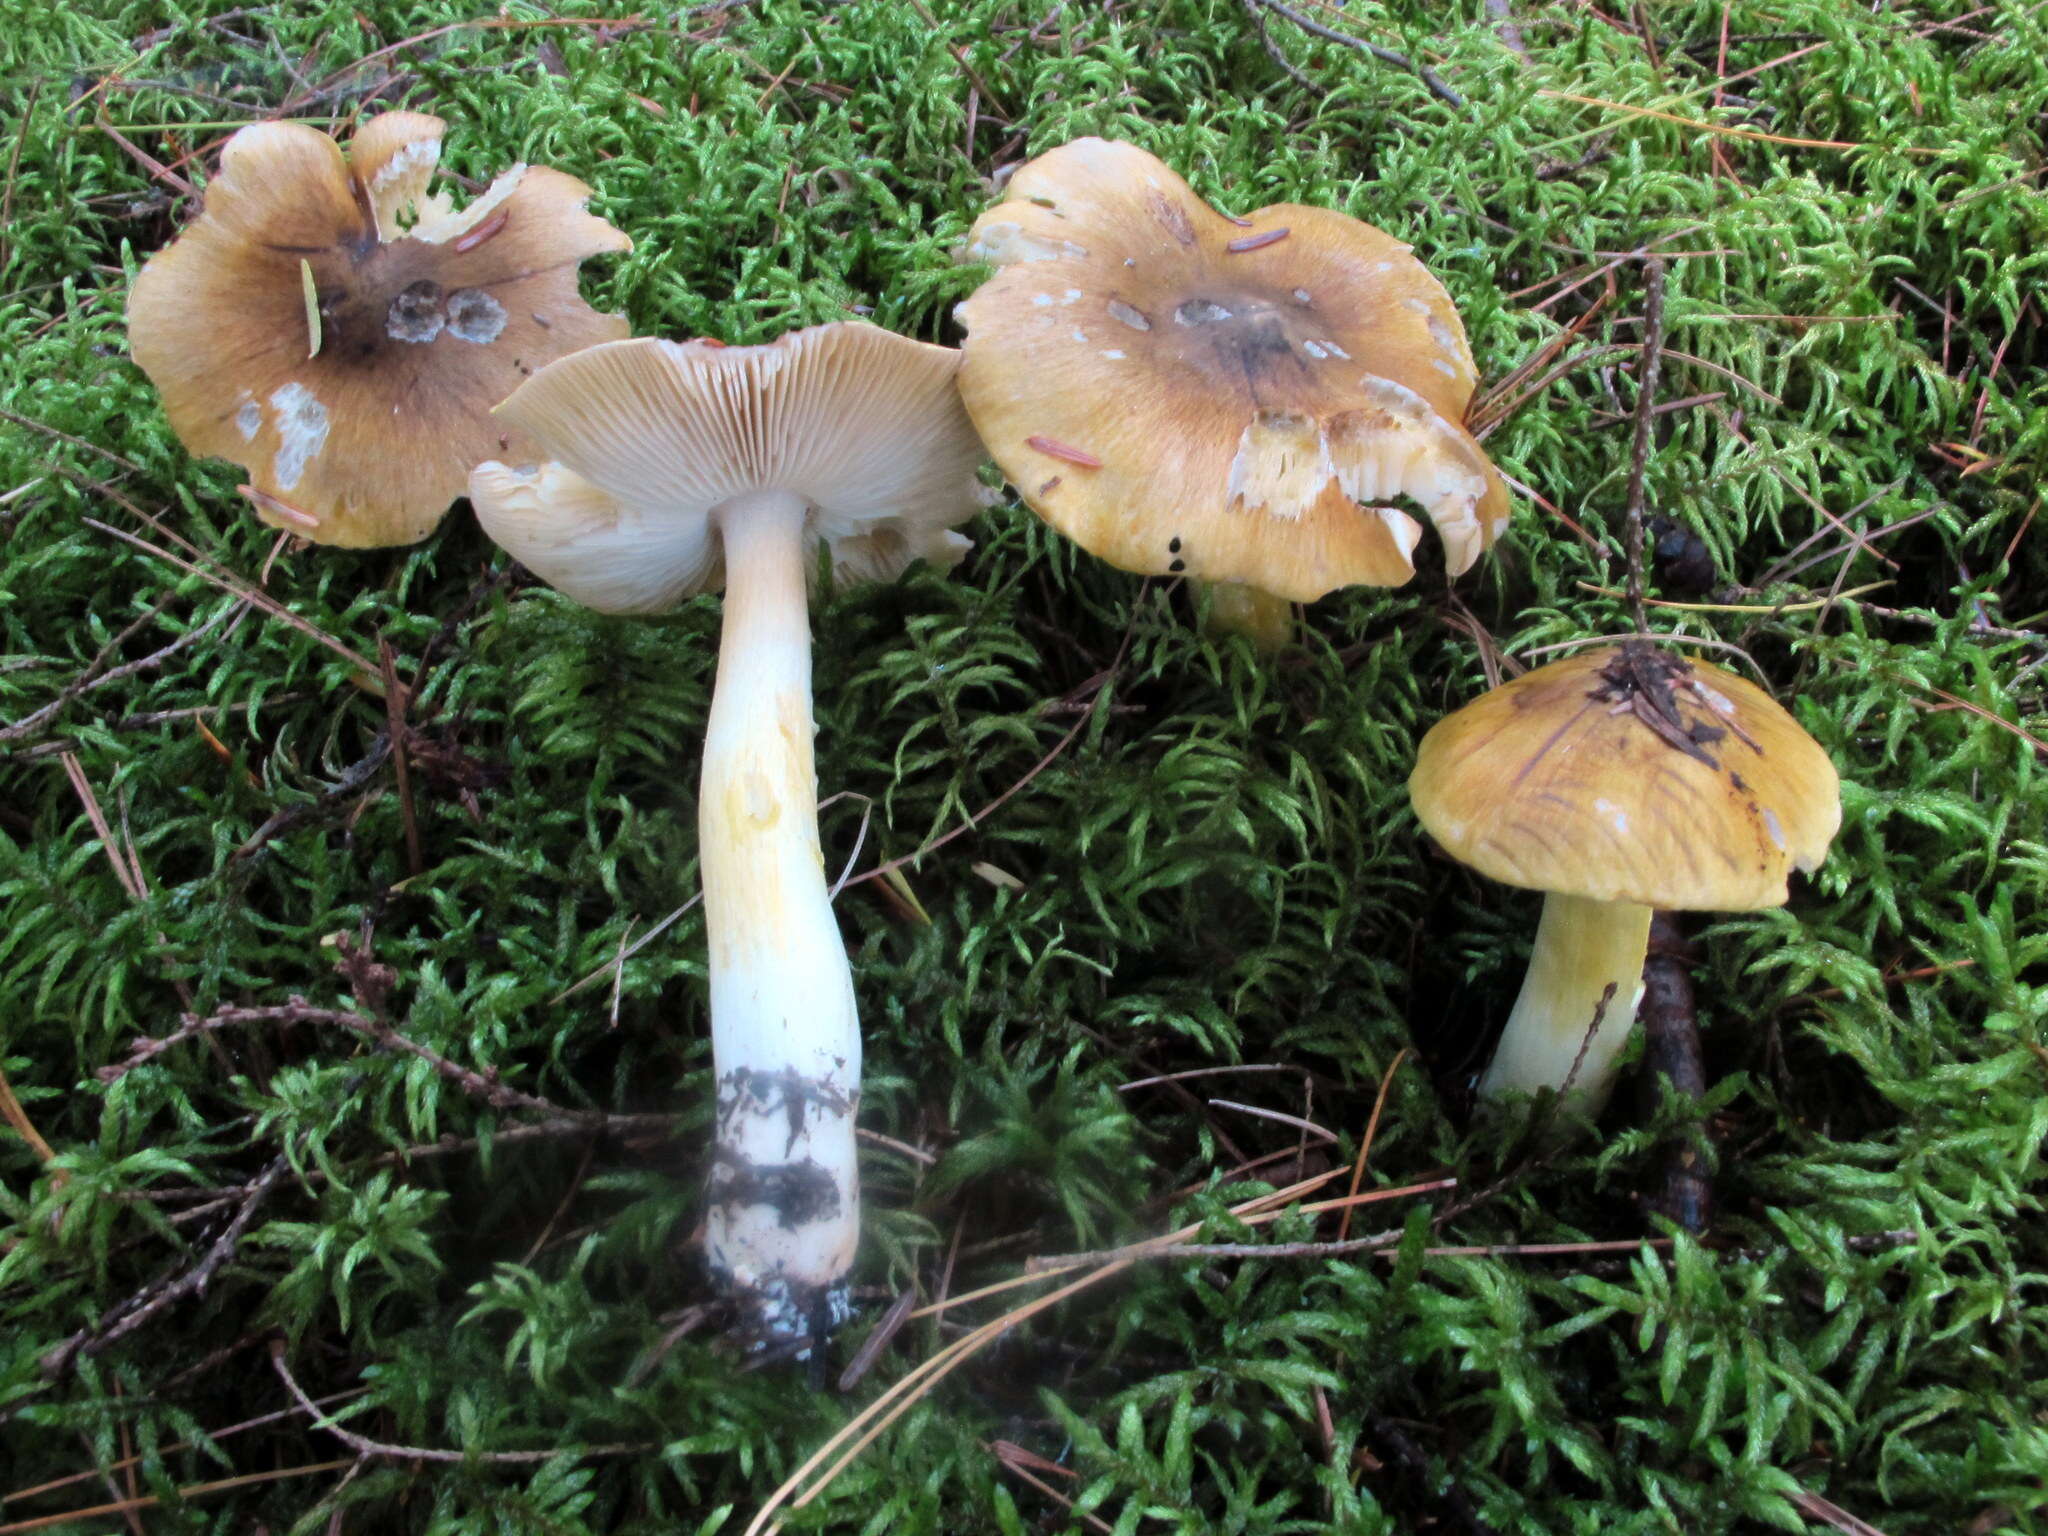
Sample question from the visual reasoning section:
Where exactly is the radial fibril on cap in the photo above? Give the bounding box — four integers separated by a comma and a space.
1408, 643, 1841, 1110
956, 138, 1510, 605
127, 113, 630, 548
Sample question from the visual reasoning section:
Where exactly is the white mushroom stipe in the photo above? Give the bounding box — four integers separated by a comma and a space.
1478, 895, 1653, 1112
471, 323, 985, 1346
699, 489, 862, 1343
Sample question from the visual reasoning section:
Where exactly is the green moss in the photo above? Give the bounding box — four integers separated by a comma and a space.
2, 1, 2044, 1532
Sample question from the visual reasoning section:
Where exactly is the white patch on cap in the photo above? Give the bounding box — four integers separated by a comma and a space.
1321, 339, 1350, 359
234, 397, 262, 441
1692, 682, 1738, 716
1107, 299, 1151, 331
1070, 329, 1087, 343
1102, 349, 1125, 360
1762, 807, 1786, 851
1032, 293, 1055, 307
1432, 358, 1458, 376
968, 221, 1088, 263
1595, 797, 1630, 836
1427, 315, 1462, 357
1292, 287, 1312, 303
1403, 297, 1432, 314
446, 289, 508, 344
267, 383, 329, 490
1061, 288, 1082, 303
1303, 341, 1327, 359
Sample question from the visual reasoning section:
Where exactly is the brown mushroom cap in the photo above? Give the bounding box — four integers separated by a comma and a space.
128, 114, 631, 548
468, 323, 984, 613
954, 138, 1510, 604
1409, 643, 1841, 910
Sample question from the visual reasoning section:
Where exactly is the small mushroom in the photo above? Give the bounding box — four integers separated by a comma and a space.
128, 112, 631, 547
1408, 643, 1840, 1111
954, 138, 1510, 647
469, 324, 985, 1342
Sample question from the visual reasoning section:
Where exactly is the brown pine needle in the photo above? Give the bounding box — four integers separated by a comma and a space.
1538, 90, 1938, 155
1339, 1048, 1408, 1241
0, 1067, 58, 1165
2, 1390, 368, 1505
0, 1461, 355, 1536
83, 517, 378, 679
1574, 579, 1892, 613
750, 1171, 1451, 1535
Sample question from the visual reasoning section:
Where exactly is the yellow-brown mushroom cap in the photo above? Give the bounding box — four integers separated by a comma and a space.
127, 114, 631, 548
954, 138, 1510, 604
1409, 644, 1841, 910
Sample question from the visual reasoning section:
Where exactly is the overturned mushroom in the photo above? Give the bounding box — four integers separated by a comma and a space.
129, 112, 631, 547
1409, 643, 1841, 1112
470, 324, 985, 1342
956, 138, 1510, 647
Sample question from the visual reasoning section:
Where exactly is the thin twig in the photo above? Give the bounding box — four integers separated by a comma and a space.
378, 638, 423, 877
1623, 257, 1667, 631
101, 1000, 576, 1117
1247, 0, 1464, 107
40, 1157, 290, 1378
0, 601, 239, 745
269, 1341, 645, 1463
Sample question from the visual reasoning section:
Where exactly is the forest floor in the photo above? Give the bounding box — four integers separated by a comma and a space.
1, 1, 2044, 1532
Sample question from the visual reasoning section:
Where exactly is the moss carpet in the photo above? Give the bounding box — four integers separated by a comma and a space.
1, 1, 2044, 1531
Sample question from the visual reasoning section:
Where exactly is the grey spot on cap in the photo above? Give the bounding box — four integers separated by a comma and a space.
446, 288, 508, 344
387, 279, 445, 344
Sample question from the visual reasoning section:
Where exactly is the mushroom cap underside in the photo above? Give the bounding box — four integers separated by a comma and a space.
955, 137, 1509, 603
469, 323, 986, 613
127, 115, 630, 548
1409, 644, 1842, 910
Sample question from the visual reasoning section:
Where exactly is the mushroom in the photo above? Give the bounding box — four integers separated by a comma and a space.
954, 137, 1510, 648
1408, 643, 1840, 1111
468, 323, 985, 1340
128, 112, 631, 547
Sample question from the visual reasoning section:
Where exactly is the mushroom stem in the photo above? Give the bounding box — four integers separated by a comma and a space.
699, 488, 859, 1343
1199, 580, 1295, 651
1478, 893, 1651, 1113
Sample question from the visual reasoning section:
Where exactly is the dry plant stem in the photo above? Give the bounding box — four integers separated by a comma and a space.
1640, 910, 1713, 1232
1198, 579, 1294, 651
1623, 257, 1667, 632
1248, 0, 1466, 107
1479, 894, 1651, 1111
268, 1341, 644, 1464
700, 490, 860, 1342
40, 1156, 290, 1378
